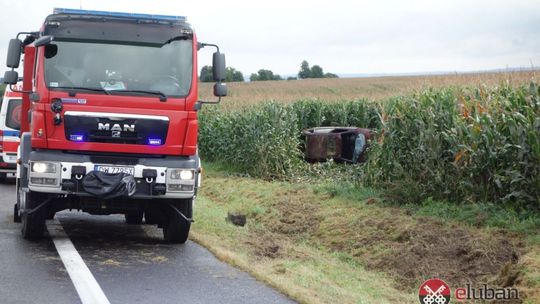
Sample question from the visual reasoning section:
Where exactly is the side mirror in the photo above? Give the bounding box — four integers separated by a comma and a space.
3, 70, 19, 84
6, 39, 22, 68
214, 83, 227, 97
212, 52, 226, 81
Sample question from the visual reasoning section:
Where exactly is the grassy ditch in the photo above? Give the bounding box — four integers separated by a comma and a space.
192, 165, 540, 303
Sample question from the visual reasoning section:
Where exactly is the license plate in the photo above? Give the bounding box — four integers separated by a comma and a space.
94, 165, 134, 175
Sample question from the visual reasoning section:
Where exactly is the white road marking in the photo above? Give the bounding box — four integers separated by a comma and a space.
47, 219, 111, 304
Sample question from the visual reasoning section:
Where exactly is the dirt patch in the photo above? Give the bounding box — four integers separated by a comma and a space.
243, 188, 322, 259
317, 210, 525, 292
245, 232, 283, 259
261, 188, 323, 236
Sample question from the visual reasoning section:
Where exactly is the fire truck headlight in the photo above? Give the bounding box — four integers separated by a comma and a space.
169, 169, 194, 180
31, 162, 58, 174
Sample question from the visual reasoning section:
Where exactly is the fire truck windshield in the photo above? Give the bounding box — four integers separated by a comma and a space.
44, 39, 192, 97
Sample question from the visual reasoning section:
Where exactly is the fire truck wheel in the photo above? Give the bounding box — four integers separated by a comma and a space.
163, 199, 192, 244
125, 210, 144, 225
46, 211, 56, 220
14, 179, 22, 223
0, 173, 6, 183
144, 210, 159, 225
21, 190, 47, 239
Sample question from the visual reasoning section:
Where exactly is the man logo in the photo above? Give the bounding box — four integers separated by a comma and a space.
98, 123, 135, 132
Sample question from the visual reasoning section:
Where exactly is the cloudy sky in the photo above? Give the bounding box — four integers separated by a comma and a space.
1, 0, 539, 77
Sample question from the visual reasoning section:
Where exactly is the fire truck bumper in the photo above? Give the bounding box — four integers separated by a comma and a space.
26, 150, 201, 199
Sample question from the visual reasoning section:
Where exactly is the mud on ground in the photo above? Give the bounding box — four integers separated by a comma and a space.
247, 187, 526, 295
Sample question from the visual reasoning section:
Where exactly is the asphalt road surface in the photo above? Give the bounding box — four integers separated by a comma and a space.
0, 178, 295, 304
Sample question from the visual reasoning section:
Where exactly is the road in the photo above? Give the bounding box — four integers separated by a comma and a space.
0, 178, 294, 304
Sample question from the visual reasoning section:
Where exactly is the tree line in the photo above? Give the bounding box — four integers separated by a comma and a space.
199, 60, 338, 82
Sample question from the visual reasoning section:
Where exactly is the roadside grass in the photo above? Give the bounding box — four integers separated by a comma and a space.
192, 166, 416, 304
406, 199, 540, 237
318, 182, 540, 238
193, 164, 539, 303
317, 182, 540, 301
521, 250, 540, 304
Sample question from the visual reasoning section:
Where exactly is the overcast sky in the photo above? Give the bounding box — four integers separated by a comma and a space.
1, 0, 539, 76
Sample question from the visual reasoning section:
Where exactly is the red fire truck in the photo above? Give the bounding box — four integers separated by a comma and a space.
3, 8, 227, 242
0, 83, 22, 182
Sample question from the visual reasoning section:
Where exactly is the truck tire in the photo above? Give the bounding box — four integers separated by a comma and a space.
14, 179, 21, 223
125, 210, 144, 225
0, 173, 6, 183
21, 190, 47, 239
144, 210, 159, 225
13, 203, 21, 223
163, 199, 192, 244
46, 211, 56, 220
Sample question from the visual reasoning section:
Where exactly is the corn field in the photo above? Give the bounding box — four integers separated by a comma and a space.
199, 82, 540, 207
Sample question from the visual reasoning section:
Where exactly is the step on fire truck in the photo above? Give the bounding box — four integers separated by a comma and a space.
3, 8, 227, 242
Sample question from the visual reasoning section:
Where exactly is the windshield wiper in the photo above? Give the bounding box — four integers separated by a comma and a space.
109, 90, 167, 102
54, 86, 110, 95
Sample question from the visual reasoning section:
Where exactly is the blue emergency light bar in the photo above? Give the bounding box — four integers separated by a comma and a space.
53, 8, 186, 22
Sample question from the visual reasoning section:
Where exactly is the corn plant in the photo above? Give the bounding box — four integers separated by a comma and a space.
199, 82, 540, 208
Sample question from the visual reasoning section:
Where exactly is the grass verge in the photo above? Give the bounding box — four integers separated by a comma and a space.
192, 164, 539, 303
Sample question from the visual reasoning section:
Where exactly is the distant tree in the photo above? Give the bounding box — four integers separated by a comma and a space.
250, 69, 282, 81
287, 76, 297, 80
201, 66, 245, 82
225, 67, 244, 82
232, 70, 245, 82
298, 60, 338, 79
324, 72, 339, 78
298, 60, 311, 79
199, 65, 213, 82
310, 65, 324, 78
250, 73, 259, 82
257, 69, 274, 81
